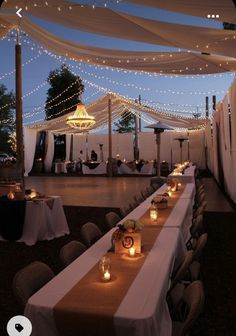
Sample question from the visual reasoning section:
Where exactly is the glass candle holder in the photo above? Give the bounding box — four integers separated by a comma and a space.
128, 247, 136, 257
150, 203, 158, 222
99, 256, 111, 282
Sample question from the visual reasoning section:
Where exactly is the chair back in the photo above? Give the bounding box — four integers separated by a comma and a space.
180, 280, 205, 336
60, 241, 87, 267
190, 214, 204, 238
13, 261, 54, 309
193, 233, 208, 261
169, 251, 194, 292
105, 212, 121, 230
80, 222, 102, 247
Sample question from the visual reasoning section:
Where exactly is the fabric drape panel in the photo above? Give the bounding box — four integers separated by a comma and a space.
1, 5, 236, 58
127, 0, 236, 25
65, 134, 71, 161
44, 131, 55, 172
1, 15, 236, 74
212, 110, 220, 183
205, 120, 213, 172
229, 80, 236, 202
23, 127, 37, 176
188, 130, 206, 169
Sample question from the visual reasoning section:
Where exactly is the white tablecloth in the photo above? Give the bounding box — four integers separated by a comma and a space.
168, 165, 196, 183
55, 162, 67, 174
118, 162, 154, 175
0, 196, 69, 246
82, 162, 107, 175
24, 184, 194, 336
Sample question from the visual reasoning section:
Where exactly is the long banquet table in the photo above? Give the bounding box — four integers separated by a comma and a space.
24, 183, 195, 336
168, 164, 196, 183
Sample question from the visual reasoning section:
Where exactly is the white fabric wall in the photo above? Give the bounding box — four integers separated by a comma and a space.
72, 134, 87, 161
24, 127, 37, 176
139, 130, 205, 168
209, 78, 236, 202
44, 132, 55, 173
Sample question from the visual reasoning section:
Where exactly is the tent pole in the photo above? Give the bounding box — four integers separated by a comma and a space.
15, 32, 24, 188
138, 94, 142, 132
108, 97, 113, 177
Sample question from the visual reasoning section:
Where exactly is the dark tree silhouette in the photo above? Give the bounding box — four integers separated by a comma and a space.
45, 65, 84, 120
114, 109, 135, 133
0, 84, 15, 154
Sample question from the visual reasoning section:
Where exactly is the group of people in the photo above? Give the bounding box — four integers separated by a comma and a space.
78, 149, 98, 162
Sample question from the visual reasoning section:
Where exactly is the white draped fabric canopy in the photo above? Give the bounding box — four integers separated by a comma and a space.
25, 92, 207, 133
127, 0, 236, 25
0, 14, 236, 75
2, 1, 236, 60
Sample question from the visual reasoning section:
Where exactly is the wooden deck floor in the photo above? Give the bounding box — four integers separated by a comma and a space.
25, 175, 235, 212
25, 176, 151, 208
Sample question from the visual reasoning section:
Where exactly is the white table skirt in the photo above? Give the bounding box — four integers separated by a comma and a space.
118, 162, 154, 175
55, 162, 67, 174
0, 196, 69, 246
24, 183, 191, 336
82, 162, 107, 175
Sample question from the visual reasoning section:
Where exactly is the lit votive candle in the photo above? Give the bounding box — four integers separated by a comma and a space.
178, 182, 182, 188
103, 271, 111, 281
128, 247, 136, 257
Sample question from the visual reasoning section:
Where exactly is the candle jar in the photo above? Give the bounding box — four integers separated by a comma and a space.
99, 256, 111, 282
150, 202, 158, 222
128, 247, 136, 257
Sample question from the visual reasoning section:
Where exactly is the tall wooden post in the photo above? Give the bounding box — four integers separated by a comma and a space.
69, 134, 73, 161
138, 94, 142, 132
134, 113, 139, 160
108, 97, 113, 177
205, 96, 209, 118
15, 37, 24, 187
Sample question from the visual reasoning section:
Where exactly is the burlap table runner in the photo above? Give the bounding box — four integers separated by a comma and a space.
53, 185, 186, 336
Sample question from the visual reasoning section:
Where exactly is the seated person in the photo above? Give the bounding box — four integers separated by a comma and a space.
91, 150, 98, 161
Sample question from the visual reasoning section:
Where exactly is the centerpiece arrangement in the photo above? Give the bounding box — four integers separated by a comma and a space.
151, 194, 169, 209
112, 219, 143, 254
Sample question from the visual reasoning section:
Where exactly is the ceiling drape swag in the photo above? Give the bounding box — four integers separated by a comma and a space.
127, 0, 236, 25
2, 1, 236, 58
0, 14, 236, 75
25, 93, 207, 133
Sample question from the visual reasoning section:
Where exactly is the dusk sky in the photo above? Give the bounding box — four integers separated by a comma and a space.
0, 0, 235, 129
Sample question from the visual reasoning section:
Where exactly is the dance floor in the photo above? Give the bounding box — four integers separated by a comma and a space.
25, 176, 151, 208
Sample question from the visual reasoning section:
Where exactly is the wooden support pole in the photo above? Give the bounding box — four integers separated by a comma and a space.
138, 94, 142, 132
15, 40, 24, 186
108, 97, 113, 177
205, 96, 209, 118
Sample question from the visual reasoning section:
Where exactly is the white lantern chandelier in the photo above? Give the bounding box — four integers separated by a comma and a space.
66, 103, 95, 131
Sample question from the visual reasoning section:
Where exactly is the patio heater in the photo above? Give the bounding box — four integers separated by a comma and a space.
145, 122, 173, 177
174, 137, 189, 164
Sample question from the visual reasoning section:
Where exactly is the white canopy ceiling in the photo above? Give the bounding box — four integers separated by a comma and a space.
127, 0, 236, 24
25, 92, 207, 133
1, 14, 236, 75
2, 0, 236, 59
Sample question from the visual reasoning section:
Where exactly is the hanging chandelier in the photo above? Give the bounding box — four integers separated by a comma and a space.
66, 103, 96, 131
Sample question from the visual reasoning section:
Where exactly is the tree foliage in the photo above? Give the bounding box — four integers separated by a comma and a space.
45, 65, 84, 120
0, 84, 15, 154
114, 109, 135, 133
